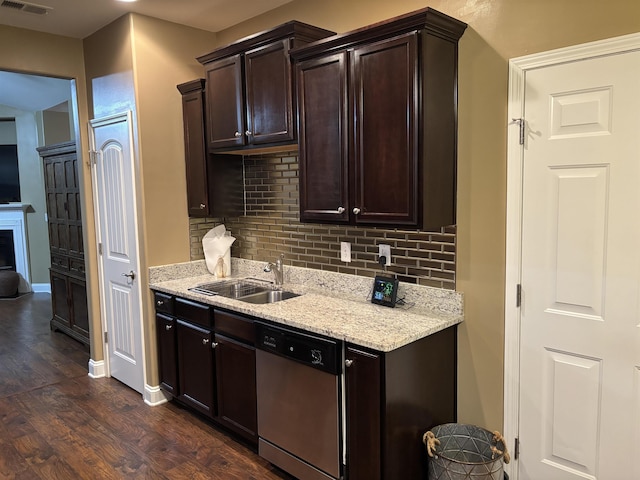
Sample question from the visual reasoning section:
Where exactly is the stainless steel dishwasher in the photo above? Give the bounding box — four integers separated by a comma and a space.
255, 322, 343, 480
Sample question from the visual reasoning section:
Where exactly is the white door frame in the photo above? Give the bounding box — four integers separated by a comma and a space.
503, 31, 640, 479
88, 110, 146, 388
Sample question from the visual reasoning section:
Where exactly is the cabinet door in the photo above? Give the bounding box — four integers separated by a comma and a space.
68, 276, 89, 339
245, 39, 294, 145
296, 52, 350, 223
156, 313, 178, 395
205, 54, 245, 149
214, 333, 257, 443
345, 346, 382, 480
180, 83, 210, 217
177, 320, 215, 417
351, 33, 419, 226
50, 270, 70, 327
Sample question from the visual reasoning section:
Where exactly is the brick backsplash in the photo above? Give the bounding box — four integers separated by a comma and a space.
189, 152, 456, 289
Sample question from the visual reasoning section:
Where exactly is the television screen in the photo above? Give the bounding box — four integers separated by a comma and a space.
0, 145, 20, 203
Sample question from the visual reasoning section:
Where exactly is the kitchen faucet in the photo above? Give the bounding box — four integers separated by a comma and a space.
264, 254, 285, 287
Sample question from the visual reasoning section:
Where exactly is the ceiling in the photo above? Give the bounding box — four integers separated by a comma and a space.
0, 0, 293, 113
0, 0, 293, 39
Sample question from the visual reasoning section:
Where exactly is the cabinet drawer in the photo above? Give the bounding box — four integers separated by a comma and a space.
154, 292, 174, 315
69, 258, 86, 278
50, 254, 69, 272
175, 297, 211, 328
214, 310, 255, 345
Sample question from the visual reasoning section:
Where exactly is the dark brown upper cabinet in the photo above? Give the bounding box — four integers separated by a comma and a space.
177, 79, 246, 218
197, 21, 335, 153
291, 8, 467, 229
177, 79, 210, 216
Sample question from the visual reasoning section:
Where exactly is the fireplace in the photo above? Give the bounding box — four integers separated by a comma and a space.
0, 204, 31, 291
0, 229, 16, 271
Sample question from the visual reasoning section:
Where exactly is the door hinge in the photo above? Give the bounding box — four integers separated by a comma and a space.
98, 243, 103, 255
104, 331, 108, 344
514, 437, 520, 460
511, 118, 525, 145
89, 150, 97, 166
516, 284, 522, 308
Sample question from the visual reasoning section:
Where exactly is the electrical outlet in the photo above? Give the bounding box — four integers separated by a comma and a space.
340, 241, 351, 262
378, 244, 391, 266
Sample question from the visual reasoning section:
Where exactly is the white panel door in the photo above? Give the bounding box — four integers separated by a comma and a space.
89, 112, 144, 394
519, 50, 640, 479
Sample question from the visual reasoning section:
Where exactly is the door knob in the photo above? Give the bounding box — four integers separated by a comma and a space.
337, 206, 345, 214
165, 324, 172, 331
200, 203, 206, 209
122, 270, 136, 280
234, 131, 241, 137
345, 359, 354, 367
352, 208, 361, 215
202, 338, 210, 345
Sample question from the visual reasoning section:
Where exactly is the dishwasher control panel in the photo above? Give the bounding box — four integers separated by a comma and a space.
256, 322, 340, 375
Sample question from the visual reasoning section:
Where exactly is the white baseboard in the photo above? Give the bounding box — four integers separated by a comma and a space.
88, 359, 106, 378
144, 384, 171, 406
31, 283, 51, 293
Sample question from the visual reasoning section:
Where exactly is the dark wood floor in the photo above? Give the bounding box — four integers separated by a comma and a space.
0, 293, 294, 479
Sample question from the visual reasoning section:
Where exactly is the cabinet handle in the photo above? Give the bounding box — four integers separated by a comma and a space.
165, 324, 172, 331
337, 206, 345, 214
245, 130, 252, 136
345, 359, 354, 367
234, 131, 241, 137
352, 208, 361, 215
199, 203, 206, 209
156, 300, 164, 306
202, 338, 210, 345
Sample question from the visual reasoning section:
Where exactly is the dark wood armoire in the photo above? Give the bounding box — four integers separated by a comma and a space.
37, 141, 89, 346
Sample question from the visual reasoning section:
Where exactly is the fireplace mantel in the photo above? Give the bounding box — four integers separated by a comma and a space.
0, 203, 31, 292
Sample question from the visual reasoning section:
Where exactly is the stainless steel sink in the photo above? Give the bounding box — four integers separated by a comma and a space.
189, 279, 300, 304
238, 289, 300, 304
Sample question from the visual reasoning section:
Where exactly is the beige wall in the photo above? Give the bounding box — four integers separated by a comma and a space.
42, 109, 72, 145
130, 14, 217, 383
215, 0, 640, 429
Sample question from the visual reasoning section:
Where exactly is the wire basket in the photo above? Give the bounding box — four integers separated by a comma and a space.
423, 423, 510, 480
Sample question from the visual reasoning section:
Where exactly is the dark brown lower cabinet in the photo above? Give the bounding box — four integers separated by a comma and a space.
153, 290, 456, 473
153, 293, 258, 445
345, 326, 457, 480
214, 333, 257, 442
155, 313, 178, 395
345, 347, 382, 480
176, 319, 215, 418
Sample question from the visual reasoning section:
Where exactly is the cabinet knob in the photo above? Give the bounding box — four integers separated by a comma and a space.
199, 203, 206, 209
337, 206, 345, 214
202, 338, 210, 345
234, 131, 241, 137
352, 208, 361, 215
165, 324, 172, 331
245, 130, 252, 136
212, 342, 219, 349
345, 359, 354, 367
156, 300, 164, 306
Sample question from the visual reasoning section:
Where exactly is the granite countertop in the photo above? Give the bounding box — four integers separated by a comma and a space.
149, 259, 464, 352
